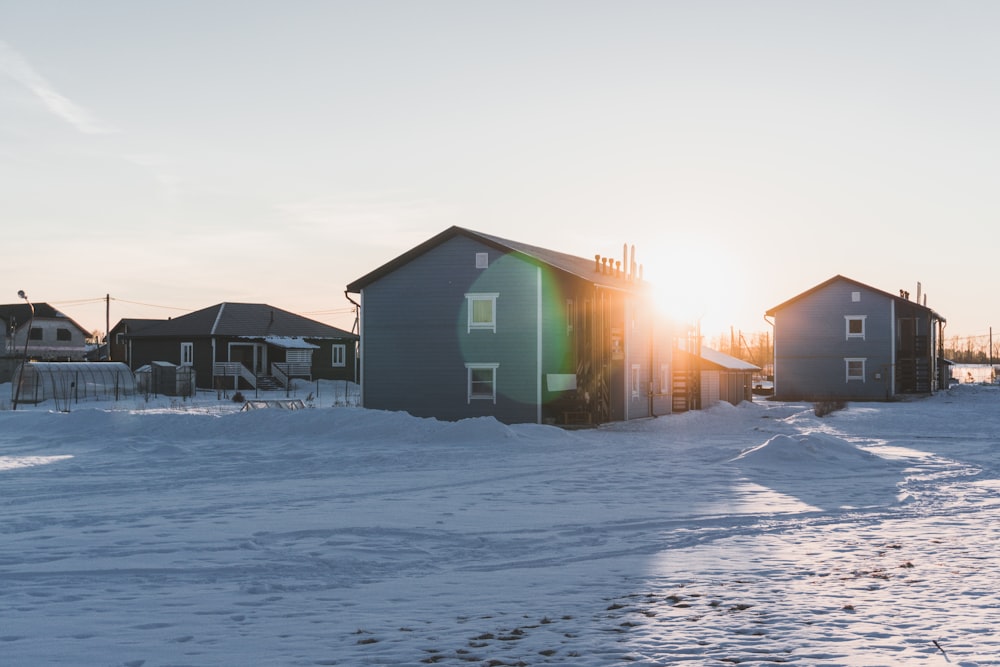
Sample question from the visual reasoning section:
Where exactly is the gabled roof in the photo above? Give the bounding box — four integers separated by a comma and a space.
0, 302, 90, 333
346, 226, 644, 293
127, 303, 357, 340
765, 275, 946, 322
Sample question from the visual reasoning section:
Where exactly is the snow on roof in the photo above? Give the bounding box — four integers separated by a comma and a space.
250, 336, 320, 349
700, 346, 760, 371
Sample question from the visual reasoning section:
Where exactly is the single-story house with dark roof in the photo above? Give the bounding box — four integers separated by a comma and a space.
765, 275, 947, 401
346, 225, 679, 425
120, 303, 358, 390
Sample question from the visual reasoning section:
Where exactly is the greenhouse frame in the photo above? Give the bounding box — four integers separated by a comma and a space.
11, 362, 137, 407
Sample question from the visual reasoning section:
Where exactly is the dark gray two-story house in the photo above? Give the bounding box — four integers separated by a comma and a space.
765, 275, 946, 401
346, 226, 676, 425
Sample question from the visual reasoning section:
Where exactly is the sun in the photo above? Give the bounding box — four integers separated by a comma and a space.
643, 248, 745, 336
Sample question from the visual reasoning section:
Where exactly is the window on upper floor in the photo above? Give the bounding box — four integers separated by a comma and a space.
466, 293, 499, 333
29, 327, 43, 341
56, 328, 72, 341
845, 315, 866, 340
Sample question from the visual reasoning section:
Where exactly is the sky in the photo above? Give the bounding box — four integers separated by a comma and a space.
2, 1, 998, 342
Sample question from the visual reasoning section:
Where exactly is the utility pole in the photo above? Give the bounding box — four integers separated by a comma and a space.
106, 293, 111, 361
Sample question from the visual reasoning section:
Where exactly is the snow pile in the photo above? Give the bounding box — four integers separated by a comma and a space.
731, 432, 895, 470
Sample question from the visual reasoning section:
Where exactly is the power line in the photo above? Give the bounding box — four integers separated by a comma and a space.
109, 297, 192, 312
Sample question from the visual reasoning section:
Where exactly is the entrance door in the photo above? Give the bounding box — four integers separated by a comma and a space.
229, 343, 263, 375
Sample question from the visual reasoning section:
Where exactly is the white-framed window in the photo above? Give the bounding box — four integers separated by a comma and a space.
566, 299, 575, 335
845, 315, 866, 340
475, 252, 489, 269
466, 363, 499, 403
851, 291, 861, 303
331, 344, 346, 367
631, 364, 641, 398
660, 363, 670, 395
845, 357, 866, 382
180, 342, 194, 366
466, 293, 499, 333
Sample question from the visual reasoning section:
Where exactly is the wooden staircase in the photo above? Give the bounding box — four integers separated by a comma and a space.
255, 375, 284, 391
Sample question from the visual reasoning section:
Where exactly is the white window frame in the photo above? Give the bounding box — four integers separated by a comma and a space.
566, 298, 575, 335
466, 293, 499, 333
851, 291, 861, 303
466, 363, 499, 403
180, 342, 194, 366
475, 252, 489, 269
845, 315, 866, 340
845, 357, 866, 382
631, 364, 641, 398
331, 344, 346, 367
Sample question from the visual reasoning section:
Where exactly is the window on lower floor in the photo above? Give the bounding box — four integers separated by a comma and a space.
631, 364, 641, 398
181, 342, 194, 366
466, 363, 499, 403
29, 327, 43, 341
331, 344, 346, 367
845, 357, 866, 382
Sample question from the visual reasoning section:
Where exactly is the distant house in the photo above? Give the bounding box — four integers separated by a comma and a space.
0, 302, 91, 382
765, 275, 946, 401
120, 303, 358, 391
346, 226, 678, 425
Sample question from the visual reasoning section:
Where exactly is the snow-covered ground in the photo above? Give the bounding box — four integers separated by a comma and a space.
1, 381, 998, 666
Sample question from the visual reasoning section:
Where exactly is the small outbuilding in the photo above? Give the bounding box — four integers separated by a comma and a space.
674, 347, 760, 408
134, 361, 196, 397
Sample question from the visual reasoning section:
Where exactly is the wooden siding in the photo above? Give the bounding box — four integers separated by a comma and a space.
360, 235, 540, 423
774, 279, 895, 400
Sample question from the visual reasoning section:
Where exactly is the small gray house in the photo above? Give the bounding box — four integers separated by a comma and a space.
346, 226, 677, 425
765, 275, 946, 401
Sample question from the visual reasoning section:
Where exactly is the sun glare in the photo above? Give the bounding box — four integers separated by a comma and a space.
644, 247, 745, 336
